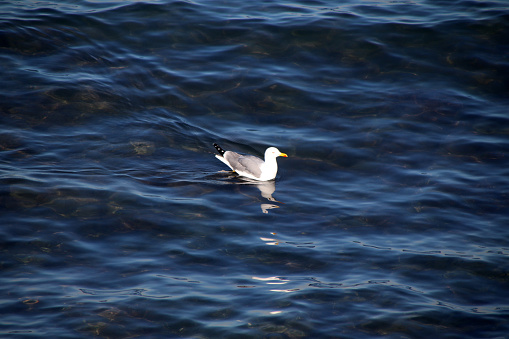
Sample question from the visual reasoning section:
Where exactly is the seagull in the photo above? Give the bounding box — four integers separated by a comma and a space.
213, 143, 287, 181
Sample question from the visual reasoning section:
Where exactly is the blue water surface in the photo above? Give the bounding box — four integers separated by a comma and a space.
1, 0, 508, 337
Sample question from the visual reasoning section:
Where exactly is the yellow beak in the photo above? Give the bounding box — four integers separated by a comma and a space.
279, 152, 288, 157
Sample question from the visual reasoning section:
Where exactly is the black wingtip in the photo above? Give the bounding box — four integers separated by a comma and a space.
213, 143, 225, 156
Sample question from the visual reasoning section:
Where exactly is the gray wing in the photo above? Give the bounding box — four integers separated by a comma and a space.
224, 152, 264, 178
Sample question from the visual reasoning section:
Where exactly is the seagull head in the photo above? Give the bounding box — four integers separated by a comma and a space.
265, 147, 288, 159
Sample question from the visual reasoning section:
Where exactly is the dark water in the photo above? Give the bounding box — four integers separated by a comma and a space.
1, 0, 509, 337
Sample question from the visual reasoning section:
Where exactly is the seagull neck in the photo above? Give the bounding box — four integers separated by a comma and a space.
259, 154, 279, 181
264, 156, 277, 166
263, 156, 278, 175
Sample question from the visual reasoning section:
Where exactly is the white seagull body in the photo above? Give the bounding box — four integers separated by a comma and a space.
213, 143, 287, 181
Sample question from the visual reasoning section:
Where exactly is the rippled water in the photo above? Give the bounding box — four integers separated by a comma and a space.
1, 0, 509, 337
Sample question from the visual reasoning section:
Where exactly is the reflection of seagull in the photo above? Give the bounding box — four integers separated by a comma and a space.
261, 204, 279, 214
256, 181, 277, 202
213, 143, 287, 181
255, 181, 283, 213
